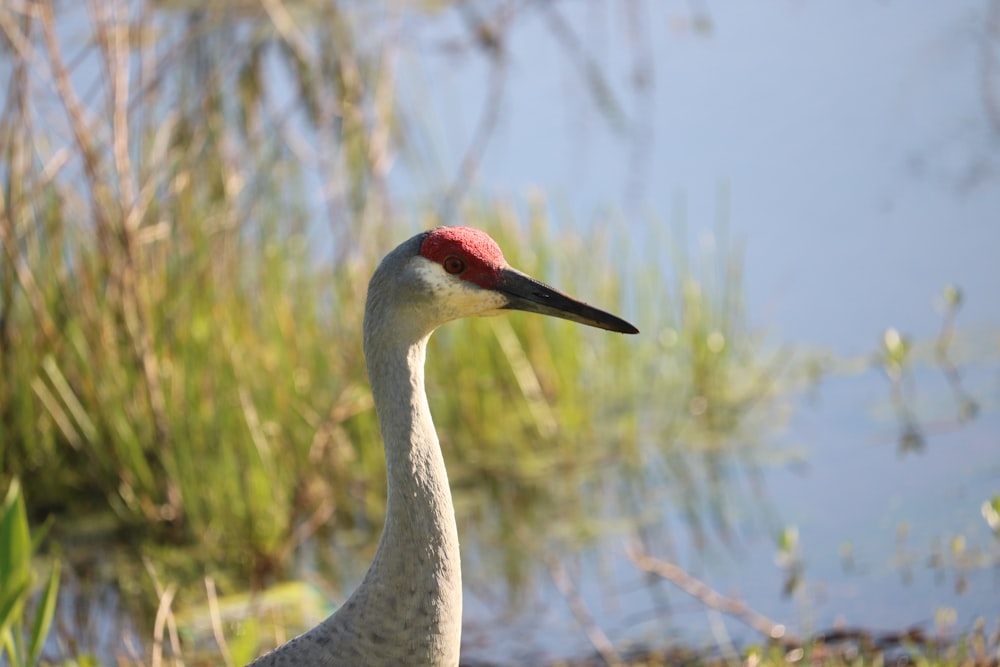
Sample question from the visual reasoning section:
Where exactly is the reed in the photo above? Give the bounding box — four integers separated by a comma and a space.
0, 3, 641, 585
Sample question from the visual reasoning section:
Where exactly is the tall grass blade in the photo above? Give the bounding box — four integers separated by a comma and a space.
1, 627, 26, 666
27, 559, 60, 665
0, 580, 29, 647
0, 480, 30, 639
42, 355, 99, 445
29, 377, 81, 450
0, 481, 62, 666
28, 517, 54, 559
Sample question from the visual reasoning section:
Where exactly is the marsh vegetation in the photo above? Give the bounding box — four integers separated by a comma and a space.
1, 2, 998, 665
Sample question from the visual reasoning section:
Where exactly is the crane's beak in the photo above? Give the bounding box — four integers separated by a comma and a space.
496, 267, 639, 334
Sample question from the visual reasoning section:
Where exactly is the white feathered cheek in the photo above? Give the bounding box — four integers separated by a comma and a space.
411, 258, 508, 322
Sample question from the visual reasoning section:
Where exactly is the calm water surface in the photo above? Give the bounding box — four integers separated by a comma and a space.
455, 367, 1000, 664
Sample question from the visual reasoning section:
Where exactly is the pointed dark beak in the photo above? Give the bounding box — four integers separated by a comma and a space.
496, 267, 639, 334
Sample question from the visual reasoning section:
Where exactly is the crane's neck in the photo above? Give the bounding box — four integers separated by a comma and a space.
325, 323, 462, 663
368, 337, 461, 580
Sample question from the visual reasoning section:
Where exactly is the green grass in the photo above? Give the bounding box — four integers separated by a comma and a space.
0, 480, 61, 667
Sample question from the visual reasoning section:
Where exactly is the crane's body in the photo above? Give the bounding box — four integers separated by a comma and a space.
248, 227, 637, 666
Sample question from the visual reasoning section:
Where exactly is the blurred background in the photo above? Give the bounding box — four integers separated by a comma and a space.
1, 1, 998, 665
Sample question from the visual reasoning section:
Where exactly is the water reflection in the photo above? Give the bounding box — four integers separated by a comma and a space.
450, 280, 1000, 663
876, 285, 984, 456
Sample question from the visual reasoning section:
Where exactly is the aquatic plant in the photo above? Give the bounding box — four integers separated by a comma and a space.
0, 480, 60, 667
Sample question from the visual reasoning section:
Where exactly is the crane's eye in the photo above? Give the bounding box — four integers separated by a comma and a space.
443, 255, 465, 274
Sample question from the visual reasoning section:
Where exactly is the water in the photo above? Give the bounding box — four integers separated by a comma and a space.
454, 362, 1000, 664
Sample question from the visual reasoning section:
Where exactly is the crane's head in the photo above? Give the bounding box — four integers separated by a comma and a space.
392, 226, 638, 334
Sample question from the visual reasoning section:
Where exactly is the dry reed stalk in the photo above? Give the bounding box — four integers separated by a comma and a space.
545, 554, 624, 667
626, 541, 793, 643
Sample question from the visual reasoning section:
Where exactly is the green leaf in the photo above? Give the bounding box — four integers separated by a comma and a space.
0, 480, 32, 640
0, 480, 31, 576
28, 516, 55, 556
0, 579, 30, 641
2, 620, 26, 666
28, 559, 61, 665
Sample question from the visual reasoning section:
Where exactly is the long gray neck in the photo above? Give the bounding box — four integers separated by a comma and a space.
302, 299, 462, 665
248, 327, 463, 667
246, 237, 462, 666
334, 234, 463, 664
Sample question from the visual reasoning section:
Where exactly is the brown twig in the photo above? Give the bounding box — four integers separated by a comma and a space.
145, 557, 183, 667
93, 0, 173, 460
0, 7, 57, 348
537, 0, 627, 134
39, 0, 106, 224
439, 2, 510, 223
205, 576, 234, 667
545, 554, 624, 667
151, 583, 179, 667
43, 0, 177, 515
626, 541, 795, 644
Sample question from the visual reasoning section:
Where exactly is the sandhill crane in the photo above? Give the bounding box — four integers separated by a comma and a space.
247, 226, 638, 666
